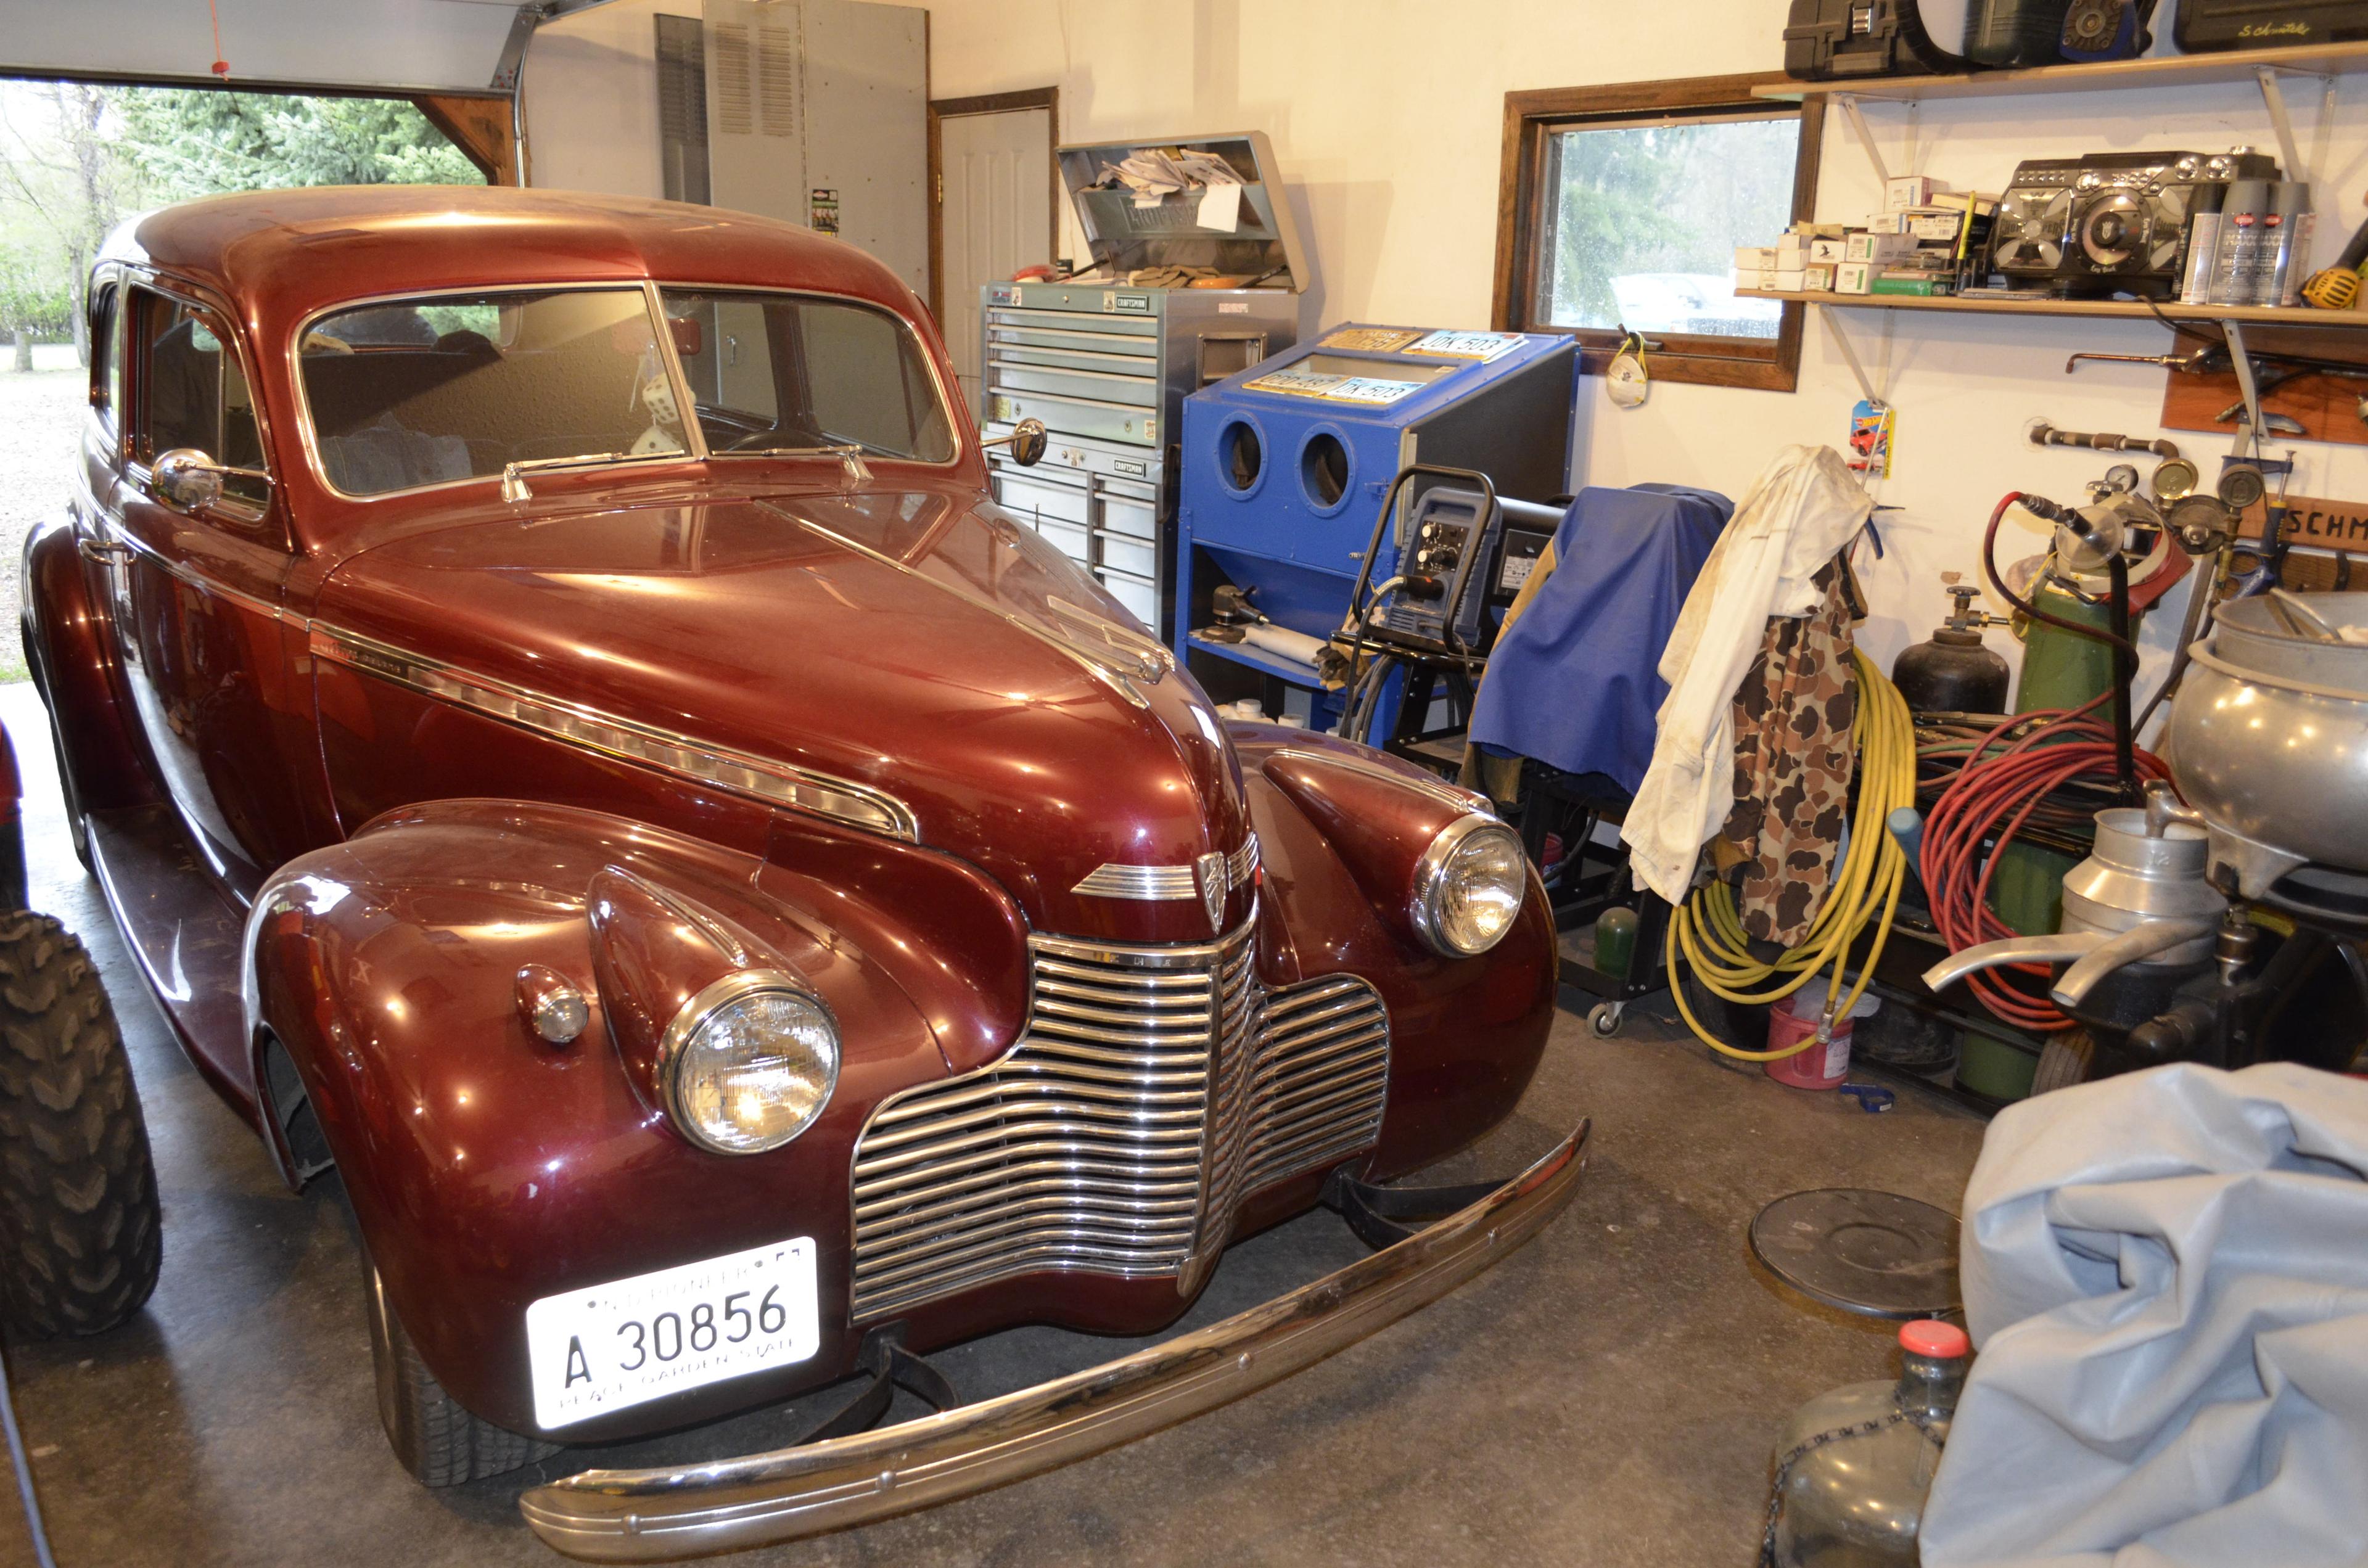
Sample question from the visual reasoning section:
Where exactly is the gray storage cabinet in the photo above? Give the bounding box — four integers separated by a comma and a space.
979, 132, 1310, 638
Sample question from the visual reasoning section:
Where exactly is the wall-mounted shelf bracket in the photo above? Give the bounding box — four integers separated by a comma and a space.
2251, 66, 2331, 191
1832, 94, 1892, 187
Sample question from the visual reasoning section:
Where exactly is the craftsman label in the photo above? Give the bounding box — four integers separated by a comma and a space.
1320, 326, 1425, 353
1113, 458, 1149, 477
1106, 293, 1153, 314
1404, 329, 1523, 362
988, 284, 1021, 306
1219, 302, 1249, 314
808, 189, 839, 235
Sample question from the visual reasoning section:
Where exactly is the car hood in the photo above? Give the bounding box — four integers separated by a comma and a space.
312, 484, 1251, 943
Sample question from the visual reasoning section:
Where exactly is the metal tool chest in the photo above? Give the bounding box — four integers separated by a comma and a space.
979, 131, 1309, 639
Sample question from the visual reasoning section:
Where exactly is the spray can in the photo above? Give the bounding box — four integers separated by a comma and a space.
2271, 181, 2317, 307
2210, 179, 2271, 305
2179, 183, 2225, 306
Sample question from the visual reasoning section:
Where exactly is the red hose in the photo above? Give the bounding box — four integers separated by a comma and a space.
1923, 493, 2176, 1031
1920, 699, 2171, 1030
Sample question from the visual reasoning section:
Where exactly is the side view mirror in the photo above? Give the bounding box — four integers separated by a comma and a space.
982, 417, 1048, 467
152, 448, 270, 514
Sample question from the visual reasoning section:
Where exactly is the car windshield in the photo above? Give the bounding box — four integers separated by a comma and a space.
300, 288, 688, 497
658, 288, 954, 462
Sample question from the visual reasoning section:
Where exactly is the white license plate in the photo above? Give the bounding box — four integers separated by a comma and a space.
524, 1237, 820, 1430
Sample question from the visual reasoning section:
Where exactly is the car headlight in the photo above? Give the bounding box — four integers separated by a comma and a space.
1411, 816, 1527, 957
659, 973, 839, 1154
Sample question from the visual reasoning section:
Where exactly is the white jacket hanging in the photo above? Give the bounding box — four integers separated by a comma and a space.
1620, 445, 1873, 904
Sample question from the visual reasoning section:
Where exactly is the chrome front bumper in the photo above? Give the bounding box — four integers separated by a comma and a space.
519, 1122, 1589, 1561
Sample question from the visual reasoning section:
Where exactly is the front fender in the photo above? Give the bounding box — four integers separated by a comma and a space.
1230, 723, 1556, 1181
242, 800, 1028, 1440
20, 516, 158, 817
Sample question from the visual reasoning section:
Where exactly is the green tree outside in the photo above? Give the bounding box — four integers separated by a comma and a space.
1, 83, 481, 368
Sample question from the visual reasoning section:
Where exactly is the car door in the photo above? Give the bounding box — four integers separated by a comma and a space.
86, 280, 322, 898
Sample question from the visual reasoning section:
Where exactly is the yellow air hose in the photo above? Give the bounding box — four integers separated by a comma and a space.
1667, 648, 1914, 1060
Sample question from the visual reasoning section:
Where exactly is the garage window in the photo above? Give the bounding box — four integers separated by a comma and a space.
1492, 74, 1824, 393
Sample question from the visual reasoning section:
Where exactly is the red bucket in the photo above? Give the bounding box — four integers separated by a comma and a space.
1764, 993, 1858, 1091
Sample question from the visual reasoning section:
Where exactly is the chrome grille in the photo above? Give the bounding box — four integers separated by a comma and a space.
849, 911, 1390, 1322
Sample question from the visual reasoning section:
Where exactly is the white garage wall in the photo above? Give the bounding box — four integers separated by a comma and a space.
919, 0, 2368, 707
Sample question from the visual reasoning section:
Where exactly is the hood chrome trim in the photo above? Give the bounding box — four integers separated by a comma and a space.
309, 625, 920, 842
1074, 833, 1259, 902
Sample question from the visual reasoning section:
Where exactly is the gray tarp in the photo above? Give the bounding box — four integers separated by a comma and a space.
1921, 1063, 2368, 1568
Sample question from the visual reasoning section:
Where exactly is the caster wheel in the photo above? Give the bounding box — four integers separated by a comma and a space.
1589, 1002, 1623, 1038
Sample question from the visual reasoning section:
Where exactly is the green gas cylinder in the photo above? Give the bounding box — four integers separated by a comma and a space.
1995, 581, 2121, 937
1964, 580, 2121, 1103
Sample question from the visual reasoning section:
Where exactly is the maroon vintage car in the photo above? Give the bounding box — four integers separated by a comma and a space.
25, 184, 1580, 1558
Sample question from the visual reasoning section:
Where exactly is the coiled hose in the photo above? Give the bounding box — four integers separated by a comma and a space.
1668, 648, 1915, 1060
1910, 492, 2173, 1033
1917, 696, 2171, 1032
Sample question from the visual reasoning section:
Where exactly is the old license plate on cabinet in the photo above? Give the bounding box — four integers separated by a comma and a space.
524, 1237, 820, 1429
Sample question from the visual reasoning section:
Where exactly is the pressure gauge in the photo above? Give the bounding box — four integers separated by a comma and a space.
2218, 464, 2267, 511
2150, 457, 2199, 502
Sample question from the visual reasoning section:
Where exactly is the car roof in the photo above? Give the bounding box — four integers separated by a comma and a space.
102, 184, 923, 334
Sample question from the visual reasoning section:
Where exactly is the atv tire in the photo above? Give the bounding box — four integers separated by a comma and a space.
0, 913, 162, 1337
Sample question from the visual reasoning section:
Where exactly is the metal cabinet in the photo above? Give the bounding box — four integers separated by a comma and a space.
978, 131, 1310, 641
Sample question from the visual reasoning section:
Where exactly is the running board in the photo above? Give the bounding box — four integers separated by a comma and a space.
85, 804, 257, 1118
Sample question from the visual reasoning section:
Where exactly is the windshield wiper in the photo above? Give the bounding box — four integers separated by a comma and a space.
712, 441, 874, 484
499, 448, 679, 503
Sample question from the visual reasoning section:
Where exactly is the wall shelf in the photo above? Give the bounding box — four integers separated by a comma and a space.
1751, 39, 2368, 104
1735, 287, 2368, 329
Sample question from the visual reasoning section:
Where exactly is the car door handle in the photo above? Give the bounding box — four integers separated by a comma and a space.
76, 538, 133, 565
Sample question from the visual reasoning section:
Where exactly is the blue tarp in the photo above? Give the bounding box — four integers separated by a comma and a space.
1468, 483, 1733, 795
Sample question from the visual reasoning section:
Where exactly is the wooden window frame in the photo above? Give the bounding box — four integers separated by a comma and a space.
1491, 72, 1825, 393
926, 86, 1061, 326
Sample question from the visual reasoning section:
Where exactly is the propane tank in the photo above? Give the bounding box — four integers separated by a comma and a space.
1892, 586, 2010, 714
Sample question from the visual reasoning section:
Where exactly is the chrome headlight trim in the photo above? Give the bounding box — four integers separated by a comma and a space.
1410, 815, 1527, 958
657, 971, 841, 1155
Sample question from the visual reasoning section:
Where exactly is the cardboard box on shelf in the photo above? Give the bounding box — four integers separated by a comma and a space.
1835, 261, 1873, 295
1885, 175, 1939, 211
1808, 238, 1847, 265
1845, 231, 1918, 265
1735, 246, 1778, 272
1803, 263, 1836, 291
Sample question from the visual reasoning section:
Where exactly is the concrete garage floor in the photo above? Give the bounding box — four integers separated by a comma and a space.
0, 679, 1989, 1567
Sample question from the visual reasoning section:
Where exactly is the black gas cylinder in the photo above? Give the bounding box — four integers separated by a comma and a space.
1894, 585, 2010, 714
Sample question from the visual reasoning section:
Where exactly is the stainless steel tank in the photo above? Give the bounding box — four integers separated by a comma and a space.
2166, 593, 2368, 897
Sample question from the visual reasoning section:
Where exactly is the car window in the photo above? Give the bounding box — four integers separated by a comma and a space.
299, 288, 686, 498
90, 284, 120, 433
133, 287, 269, 509
659, 289, 953, 462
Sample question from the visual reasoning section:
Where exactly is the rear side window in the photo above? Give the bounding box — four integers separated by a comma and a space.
131, 287, 269, 509
89, 284, 120, 430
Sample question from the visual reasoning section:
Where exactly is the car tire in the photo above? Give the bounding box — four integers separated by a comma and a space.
363, 1249, 560, 1487
0, 913, 162, 1337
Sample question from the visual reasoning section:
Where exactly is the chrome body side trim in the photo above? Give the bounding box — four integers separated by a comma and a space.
518, 1122, 1589, 1562
1073, 832, 1260, 900
309, 625, 920, 841
844, 905, 1389, 1323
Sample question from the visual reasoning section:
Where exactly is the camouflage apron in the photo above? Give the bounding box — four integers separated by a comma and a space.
1718, 562, 1857, 946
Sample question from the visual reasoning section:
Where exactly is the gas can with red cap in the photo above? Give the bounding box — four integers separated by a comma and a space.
1766, 1318, 1970, 1567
